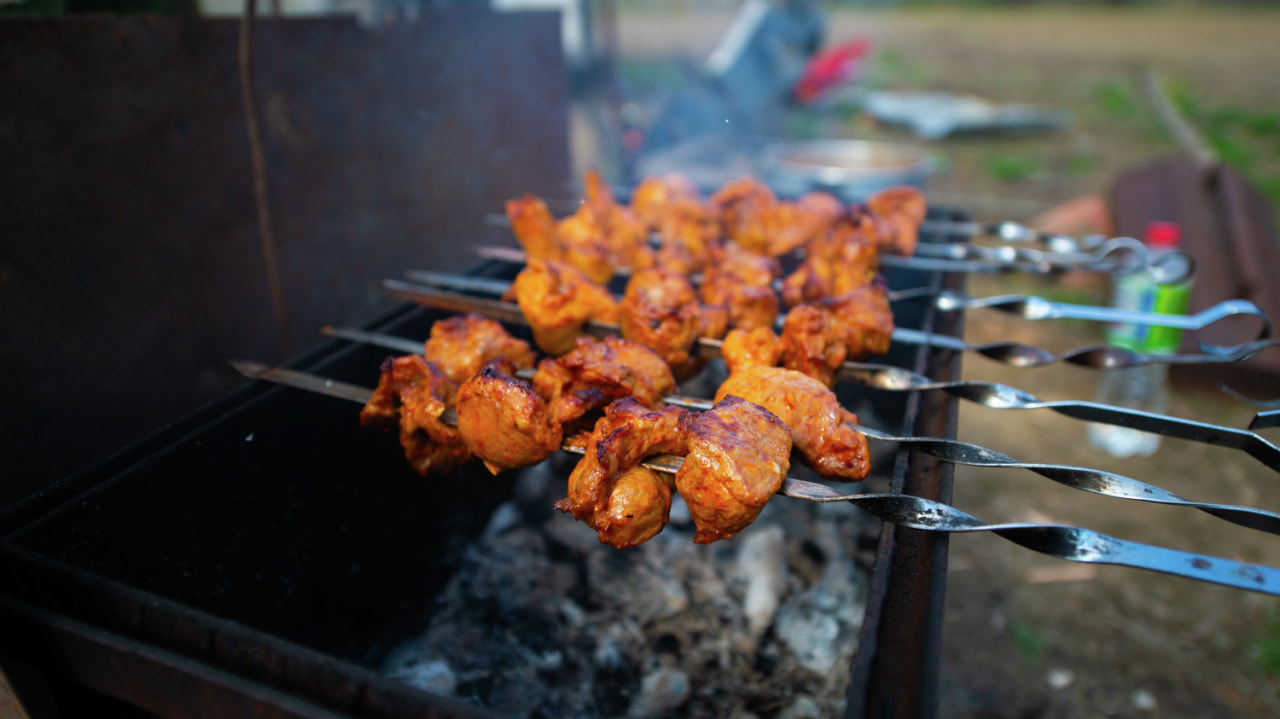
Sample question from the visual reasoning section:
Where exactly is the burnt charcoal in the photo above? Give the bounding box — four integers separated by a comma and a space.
654, 632, 682, 658
591, 653, 639, 718
753, 649, 779, 676
382, 485, 874, 718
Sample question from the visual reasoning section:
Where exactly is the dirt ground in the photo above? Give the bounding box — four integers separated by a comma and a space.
615, 5, 1280, 717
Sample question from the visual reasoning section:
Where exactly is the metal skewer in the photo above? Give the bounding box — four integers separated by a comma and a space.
324, 324, 1280, 474
489, 209, 1115, 255
228, 359, 1280, 596
381, 277, 1280, 370
474, 239, 1188, 281
409, 269, 1270, 343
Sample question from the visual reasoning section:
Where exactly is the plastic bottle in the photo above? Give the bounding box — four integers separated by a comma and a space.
1086, 221, 1193, 458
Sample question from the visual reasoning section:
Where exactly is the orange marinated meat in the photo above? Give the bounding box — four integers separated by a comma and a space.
555, 398, 688, 548
714, 365, 871, 481
421, 313, 536, 385
455, 358, 565, 475
675, 395, 791, 544
360, 355, 471, 477
618, 267, 703, 367
532, 335, 676, 412
507, 258, 619, 356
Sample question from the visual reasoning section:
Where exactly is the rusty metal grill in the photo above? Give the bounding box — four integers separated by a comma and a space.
0, 202, 967, 718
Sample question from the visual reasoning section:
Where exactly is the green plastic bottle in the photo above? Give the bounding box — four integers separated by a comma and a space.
1086, 221, 1193, 457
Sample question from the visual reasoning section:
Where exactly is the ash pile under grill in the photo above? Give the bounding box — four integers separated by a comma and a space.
381, 453, 877, 719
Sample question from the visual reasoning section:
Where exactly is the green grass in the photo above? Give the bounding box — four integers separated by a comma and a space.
1248, 613, 1280, 678
984, 152, 1042, 183
861, 49, 933, 91
1167, 78, 1280, 214
1009, 623, 1046, 664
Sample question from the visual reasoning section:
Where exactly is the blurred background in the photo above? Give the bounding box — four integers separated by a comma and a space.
3, 0, 1280, 716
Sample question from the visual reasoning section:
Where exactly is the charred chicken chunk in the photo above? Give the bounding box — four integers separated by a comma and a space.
630, 173, 703, 230
698, 244, 782, 332
507, 258, 619, 356
455, 358, 566, 475
715, 365, 871, 481
864, 185, 927, 257
555, 398, 688, 548
618, 267, 703, 367
551, 208, 617, 285
778, 303, 849, 387
675, 395, 791, 544
422, 313, 536, 385
590, 465, 676, 550
781, 221, 880, 307
360, 355, 471, 477
505, 193, 560, 261
582, 168, 657, 272
532, 335, 676, 413
820, 284, 896, 361
720, 326, 782, 376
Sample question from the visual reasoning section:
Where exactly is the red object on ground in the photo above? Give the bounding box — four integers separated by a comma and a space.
793, 38, 870, 104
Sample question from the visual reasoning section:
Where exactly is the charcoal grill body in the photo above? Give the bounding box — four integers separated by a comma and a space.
0, 215, 966, 718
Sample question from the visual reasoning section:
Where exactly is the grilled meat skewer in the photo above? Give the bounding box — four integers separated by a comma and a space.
228, 360, 1280, 595
330, 324, 1280, 473
379, 278, 1279, 372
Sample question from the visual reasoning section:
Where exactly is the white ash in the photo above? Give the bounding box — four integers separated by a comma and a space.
382, 478, 874, 719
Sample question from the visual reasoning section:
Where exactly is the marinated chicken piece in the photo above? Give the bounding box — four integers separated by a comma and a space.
675, 395, 791, 544
506, 174, 656, 285
715, 365, 871, 481
552, 209, 616, 284
781, 220, 880, 307
555, 398, 689, 548
700, 268, 779, 332
590, 465, 676, 550
778, 303, 849, 387
630, 173, 703, 230
653, 195, 721, 275
795, 191, 845, 234
505, 193, 560, 261
582, 168, 657, 272
422, 313, 536, 385
508, 258, 619, 356
618, 267, 703, 367
710, 242, 783, 288
864, 185, 927, 256
709, 176, 776, 234
821, 284, 895, 361
532, 335, 677, 414
720, 326, 782, 376
654, 221, 713, 276
714, 184, 843, 257
719, 285, 894, 386
360, 355, 471, 477
455, 358, 565, 474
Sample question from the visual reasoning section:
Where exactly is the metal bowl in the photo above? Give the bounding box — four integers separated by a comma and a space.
756, 139, 934, 202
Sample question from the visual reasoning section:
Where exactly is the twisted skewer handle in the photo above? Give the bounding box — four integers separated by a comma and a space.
841, 362, 1280, 472
782, 481, 1280, 596
890, 289, 1269, 341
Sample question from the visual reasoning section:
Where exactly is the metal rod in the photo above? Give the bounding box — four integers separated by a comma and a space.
411, 268, 1269, 342
228, 359, 1280, 596
385, 276, 1279, 370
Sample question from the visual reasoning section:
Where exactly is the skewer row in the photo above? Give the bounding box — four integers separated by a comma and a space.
230, 359, 1280, 597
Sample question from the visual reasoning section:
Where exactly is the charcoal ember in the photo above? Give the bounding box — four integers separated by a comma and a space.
382, 478, 874, 718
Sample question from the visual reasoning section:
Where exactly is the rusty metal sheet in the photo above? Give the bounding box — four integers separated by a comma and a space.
0, 10, 569, 505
